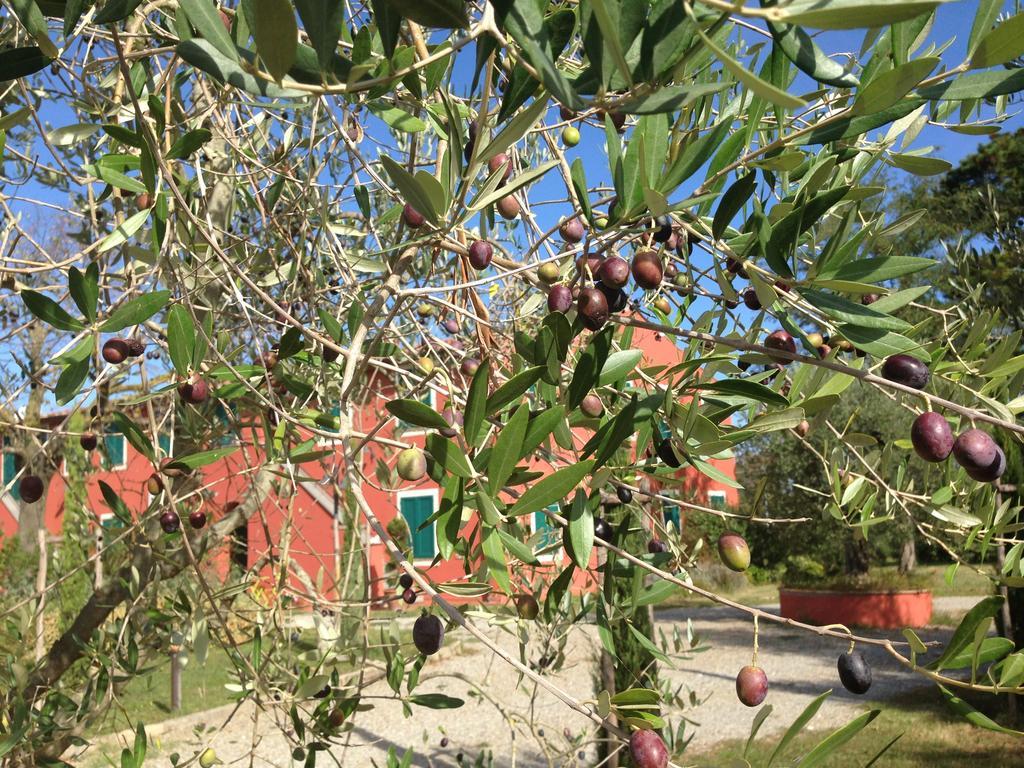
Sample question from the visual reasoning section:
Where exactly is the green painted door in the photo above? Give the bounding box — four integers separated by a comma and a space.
400, 495, 436, 559
2, 451, 19, 500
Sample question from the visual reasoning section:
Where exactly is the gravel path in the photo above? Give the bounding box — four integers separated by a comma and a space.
84, 597, 978, 767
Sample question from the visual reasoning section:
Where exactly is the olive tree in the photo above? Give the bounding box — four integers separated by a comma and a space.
2, 0, 1024, 766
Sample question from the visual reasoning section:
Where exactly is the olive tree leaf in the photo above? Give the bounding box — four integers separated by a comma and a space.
766, 0, 948, 30
386, 399, 450, 429
0, 46, 52, 79
384, 0, 469, 29
294, 0, 345, 71
252, 0, 298, 83
100, 290, 170, 332
179, 0, 238, 61
21, 290, 85, 331
166, 304, 196, 377
970, 12, 1024, 69
928, 595, 1003, 671
798, 710, 881, 768
565, 490, 593, 569
176, 39, 304, 98
851, 57, 939, 116
506, 460, 595, 519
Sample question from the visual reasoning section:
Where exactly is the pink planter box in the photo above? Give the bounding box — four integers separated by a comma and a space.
779, 588, 933, 629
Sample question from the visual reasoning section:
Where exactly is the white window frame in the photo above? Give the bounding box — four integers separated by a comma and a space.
396, 488, 439, 565
531, 505, 562, 564
707, 489, 727, 510
397, 390, 436, 438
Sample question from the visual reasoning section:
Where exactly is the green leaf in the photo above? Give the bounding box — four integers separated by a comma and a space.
998, 651, 1024, 689
939, 636, 1014, 670
852, 57, 939, 115
497, 526, 540, 565
252, 0, 298, 82
385, 0, 469, 29
619, 82, 728, 114
835, 324, 919, 358
818, 255, 933, 283
435, 580, 491, 597
112, 411, 154, 462
100, 290, 170, 332
97, 208, 151, 253
768, 690, 831, 767
713, 172, 756, 241
929, 596, 1003, 671
795, 99, 926, 145
64, 0, 86, 36
167, 446, 239, 470
21, 290, 85, 331
688, 4, 805, 108
176, 40, 303, 98
294, 0, 345, 71
0, 46, 52, 79
489, 404, 528, 493
566, 490, 593, 569
408, 693, 465, 709
801, 289, 910, 331
478, 95, 549, 165
939, 685, 1024, 735
799, 710, 880, 768
179, 0, 238, 60
425, 433, 475, 478
368, 104, 428, 133
970, 12, 1024, 69
888, 154, 952, 176
386, 399, 450, 430
598, 349, 642, 386
486, 366, 545, 415
521, 405, 566, 457
629, 579, 680, 608
469, 159, 557, 212
764, 10, 858, 88
506, 460, 595, 519
93, 0, 144, 24
10, 0, 57, 57
490, 0, 582, 109
570, 158, 592, 225
482, 525, 511, 594
766, 0, 947, 29
166, 305, 196, 377
625, 621, 669, 663
370, 0, 401, 58
55, 357, 90, 405
700, 378, 790, 407
917, 69, 1024, 101
167, 129, 213, 160
587, 0, 633, 89
379, 155, 440, 226
463, 358, 490, 447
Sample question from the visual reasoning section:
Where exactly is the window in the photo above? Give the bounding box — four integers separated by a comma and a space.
707, 490, 727, 511
399, 492, 436, 560
158, 434, 172, 456
663, 504, 680, 532
103, 432, 126, 469
2, 449, 22, 500
533, 504, 561, 560
214, 403, 238, 445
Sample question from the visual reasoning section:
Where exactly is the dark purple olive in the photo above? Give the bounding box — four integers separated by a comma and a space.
488, 153, 512, 183
443, 318, 460, 335
468, 240, 493, 270
837, 650, 872, 694
726, 257, 748, 277
19, 475, 44, 503
881, 354, 930, 390
651, 216, 673, 244
126, 338, 146, 357
578, 287, 609, 331
742, 288, 761, 310
160, 511, 181, 534
656, 439, 681, 468
616, 486, 633, 504
178, 377, 210, 404
861, 293, 880, 305
764, 330, 796, 363
547, 285, 573, 313
911, 412, 954, 463
736, 665, 768, 707
952, 429, 1006, 482
631, 251, 663, 290
399, 573, 414, 590
647, 539, 669, 554
598, 255, 630, 289
595, 281, 628, 313
188, 511, 207, 529
402, 587, 417, 604
593, 517, 612, 542
629, 729, 668, 768
559, 217, 586, 243
402, 203, 425, 229
412, 613, 445, 655
80, 432, 98, 451
102, 338, 129, 364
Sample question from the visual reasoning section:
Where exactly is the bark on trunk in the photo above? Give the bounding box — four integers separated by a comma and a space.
898, 537, 917, 575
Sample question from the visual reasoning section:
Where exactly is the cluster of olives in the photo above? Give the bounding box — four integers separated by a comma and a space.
101, 336, 146, 364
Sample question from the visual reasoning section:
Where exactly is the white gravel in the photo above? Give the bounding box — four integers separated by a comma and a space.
82, 598, 980, 767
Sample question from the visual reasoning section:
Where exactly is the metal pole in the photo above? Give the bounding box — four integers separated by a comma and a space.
35, 529, 47, 662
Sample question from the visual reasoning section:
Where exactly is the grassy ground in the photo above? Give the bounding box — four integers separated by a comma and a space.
688, 688, 1024, 767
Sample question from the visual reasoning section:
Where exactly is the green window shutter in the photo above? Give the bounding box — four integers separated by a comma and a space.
400, 495, 436, 559
708, 492, 726, 511
663, 504, 680, 531
534, 504, 560, 550
3, 451, 19, 500
158, 434, 172, 455
103, 433, 125, 469
397, 391, 435, 431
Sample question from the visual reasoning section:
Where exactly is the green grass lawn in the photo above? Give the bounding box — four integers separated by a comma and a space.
688, 688, 1024, 767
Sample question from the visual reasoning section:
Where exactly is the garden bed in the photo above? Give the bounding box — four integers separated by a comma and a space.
779, 588, 933, 629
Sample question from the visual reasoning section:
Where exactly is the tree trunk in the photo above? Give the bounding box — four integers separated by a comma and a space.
15, 322, 51, 554
843, 534, 870, 576
898, 537, 917, 575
